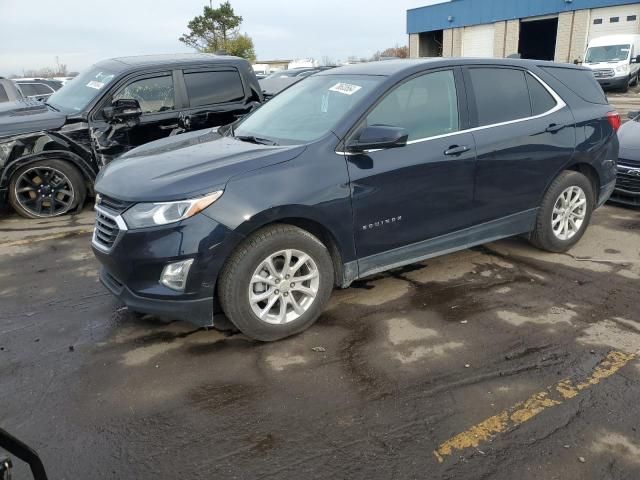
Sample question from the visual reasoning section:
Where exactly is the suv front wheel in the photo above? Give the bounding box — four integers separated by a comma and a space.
530, 170, 594, 253
9, 160, 86, 219
218, 224, 335, 341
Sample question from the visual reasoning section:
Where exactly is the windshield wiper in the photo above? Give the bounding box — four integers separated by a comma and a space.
234, 135, 278, 146
44, 101, 59, 112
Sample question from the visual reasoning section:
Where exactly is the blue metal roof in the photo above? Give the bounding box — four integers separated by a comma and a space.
407, 0, 640, 33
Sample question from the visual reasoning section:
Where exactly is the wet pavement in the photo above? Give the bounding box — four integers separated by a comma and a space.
1, 204, 640, 479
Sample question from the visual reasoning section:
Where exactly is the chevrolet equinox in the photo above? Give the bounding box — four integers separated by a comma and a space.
92, 59, 620, 341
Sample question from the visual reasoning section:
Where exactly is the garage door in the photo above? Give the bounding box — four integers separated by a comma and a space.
589, 5, 640, 42
462, 24, 495, 57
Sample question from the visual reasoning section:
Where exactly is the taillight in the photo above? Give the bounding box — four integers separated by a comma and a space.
606, 111, 621, 132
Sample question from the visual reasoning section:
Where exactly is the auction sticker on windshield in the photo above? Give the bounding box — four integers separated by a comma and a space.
329, 83, 362, 95
86, 80, 106, 90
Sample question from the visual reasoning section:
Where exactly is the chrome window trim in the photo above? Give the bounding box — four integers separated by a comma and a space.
336, 69, 566, 156
92, 205, 128, 253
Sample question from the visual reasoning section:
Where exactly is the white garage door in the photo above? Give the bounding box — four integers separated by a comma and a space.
589, 5, 640, 42
462, 24, 495, 57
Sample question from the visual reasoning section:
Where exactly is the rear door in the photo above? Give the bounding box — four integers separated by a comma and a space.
346, 68, 477, 263
463, 66, 576, 223
179, 68, 252, 130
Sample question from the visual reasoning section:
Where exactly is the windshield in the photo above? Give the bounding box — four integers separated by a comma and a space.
585, 44, 631, 63
47, 66, 117, 113
234, 74, 382, 144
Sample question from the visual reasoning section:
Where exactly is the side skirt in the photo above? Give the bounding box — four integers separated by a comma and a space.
343, 208, 538, 284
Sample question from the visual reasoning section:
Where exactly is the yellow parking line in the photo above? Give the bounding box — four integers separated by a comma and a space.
434, 350, 636, 463
0, 228, 94, 248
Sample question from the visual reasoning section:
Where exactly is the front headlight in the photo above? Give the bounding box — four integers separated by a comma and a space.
616, 64, 629, 74
122, 191, 223, 229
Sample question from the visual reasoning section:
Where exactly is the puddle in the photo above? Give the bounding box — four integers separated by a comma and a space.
386, 317, 439, 345
496, 307, 576, 327
591, 431, 640, 465
578, 320, 640, 354
265, 353, 307, 371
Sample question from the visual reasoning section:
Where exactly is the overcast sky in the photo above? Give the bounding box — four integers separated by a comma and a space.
0, 0, 446, 76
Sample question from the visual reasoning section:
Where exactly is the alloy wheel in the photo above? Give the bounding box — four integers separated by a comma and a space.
14, 166, 75, 217
249, 249, 320, 325
551, 186, 587, 241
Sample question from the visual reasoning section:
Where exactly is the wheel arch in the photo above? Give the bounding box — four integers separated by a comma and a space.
222, 207, 354, 288
566, 162, 600, 200
3, 150, 97, 191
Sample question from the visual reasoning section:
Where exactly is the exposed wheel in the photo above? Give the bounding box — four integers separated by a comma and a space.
9, 160, 86, 219
529, 171, 594, 253
218, 224, 334, 341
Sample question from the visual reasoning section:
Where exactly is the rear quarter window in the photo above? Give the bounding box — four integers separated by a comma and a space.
540, 67, 608, 105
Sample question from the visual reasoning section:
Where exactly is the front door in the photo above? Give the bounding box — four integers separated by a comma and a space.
90, 71, 180, 163
344, 68, 477, 267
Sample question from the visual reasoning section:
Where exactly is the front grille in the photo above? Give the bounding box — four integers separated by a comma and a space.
593, 68, 615, 78
93, 210, 121, 250
616, 166, 640, 193
98, 194, 133, 214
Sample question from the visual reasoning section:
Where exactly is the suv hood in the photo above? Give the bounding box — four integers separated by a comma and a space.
95, 128, 306, 202
0, 99, 67, 138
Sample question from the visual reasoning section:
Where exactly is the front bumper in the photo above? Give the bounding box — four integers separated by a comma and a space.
92, 207, 244, 326
596, 75, 629, 90
100, 268, 215, 326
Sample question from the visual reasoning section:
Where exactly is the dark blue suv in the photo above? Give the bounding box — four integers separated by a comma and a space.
92, 58, 620, 341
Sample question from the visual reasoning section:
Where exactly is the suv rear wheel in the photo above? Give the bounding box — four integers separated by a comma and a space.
218, 224, 334, 341
530, 170, 594, 253
9, 160, 86, 219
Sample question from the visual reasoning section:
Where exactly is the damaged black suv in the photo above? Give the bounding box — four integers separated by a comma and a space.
0, 54, 262, 218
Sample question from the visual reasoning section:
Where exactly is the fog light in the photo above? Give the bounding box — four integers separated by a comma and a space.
160, 259, 194, 291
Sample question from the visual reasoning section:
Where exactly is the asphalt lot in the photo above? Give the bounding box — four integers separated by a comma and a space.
1, 200, 639, 479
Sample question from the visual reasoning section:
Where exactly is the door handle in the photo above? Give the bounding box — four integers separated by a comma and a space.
159, 124, 179, 130
444, 145, 470, 156
545, 123, 564, 133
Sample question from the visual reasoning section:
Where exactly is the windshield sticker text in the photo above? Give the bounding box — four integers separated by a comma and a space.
329, 83, 362, 96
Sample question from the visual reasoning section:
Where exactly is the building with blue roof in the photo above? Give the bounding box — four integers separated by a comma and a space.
407, 0, 640, 62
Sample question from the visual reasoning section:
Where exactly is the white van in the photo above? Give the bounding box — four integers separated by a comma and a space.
583, 34, 640, 92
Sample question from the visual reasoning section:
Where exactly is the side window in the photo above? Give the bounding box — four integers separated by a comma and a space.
184, 70, 245, 107
113, 75, 175, 114
31, 84, 54, 95
19, 84, 37, 96
365, 70, 459, 141
525, 73, 557, 116
467, 68, 531, 126
0, 85, 8, 102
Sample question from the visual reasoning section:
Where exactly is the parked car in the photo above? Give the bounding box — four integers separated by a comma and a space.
14, 78, 63, 101
0, 77, 24, 103
610, 110, 640, 206
92, 58, 619, 341
582, 34, 640, 92
0, 53, 262, 218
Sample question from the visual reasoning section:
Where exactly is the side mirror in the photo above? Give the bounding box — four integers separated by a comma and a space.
103, 98, 142, 123
346, 125, 408, 153
628, 111, 639, 120
631, 55, 640, 64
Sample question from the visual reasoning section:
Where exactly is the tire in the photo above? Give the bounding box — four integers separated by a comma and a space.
9, 159, 86, 219
218, 224, 334, 341
529, 171, 595, 253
